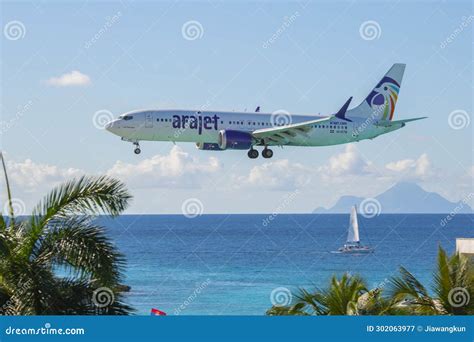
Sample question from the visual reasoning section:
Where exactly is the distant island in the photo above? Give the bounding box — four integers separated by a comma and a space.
313, 182, 473, 214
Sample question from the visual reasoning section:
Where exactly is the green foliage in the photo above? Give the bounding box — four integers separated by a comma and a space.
388, 246, 473, 315
267, 273, 376, 316
0, 168, 134, 315
266, 247, 473, 316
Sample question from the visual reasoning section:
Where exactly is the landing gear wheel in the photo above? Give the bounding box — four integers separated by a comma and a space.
262, 148, 273, 159
247, 149, 259, 159
133, 142, 141, 155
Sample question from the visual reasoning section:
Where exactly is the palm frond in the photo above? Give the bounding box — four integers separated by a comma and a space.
294, 287, 328, 315
21, 176, 131, 258
32, 175, 131, 225
388, 266, 437, 314
433, 247, 473, 314
50, 278, 134, 315
35, 217, 125, 286
0, 175, 133, 315
265, 302, 309, 316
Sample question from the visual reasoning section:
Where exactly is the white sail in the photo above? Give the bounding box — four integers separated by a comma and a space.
346, 206, 360, 243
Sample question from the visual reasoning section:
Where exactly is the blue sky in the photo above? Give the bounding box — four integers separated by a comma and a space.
1, 0, 472, 214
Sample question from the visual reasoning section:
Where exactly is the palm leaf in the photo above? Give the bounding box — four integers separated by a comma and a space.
36, 217, 125, 286
21, 176, 131, 258
433, 247, 473, 314
389, 266, 437, 314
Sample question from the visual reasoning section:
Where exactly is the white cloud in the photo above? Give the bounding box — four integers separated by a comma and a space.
468, 165, 474, 178
234, 159, 312, 190
0, 157, 84, 214
45, 70, 91, 87
385, 153, 432, 180
0, 147, 445, 214
319, 144, 375, 177
106, 146, 221, 188
6, 158, 83, 192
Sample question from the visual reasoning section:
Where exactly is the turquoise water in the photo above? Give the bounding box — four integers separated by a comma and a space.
99, 214, 473, 315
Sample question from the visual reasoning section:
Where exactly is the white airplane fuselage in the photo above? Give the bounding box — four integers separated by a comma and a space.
104, 64, 425, 158
105, 109, 401, 146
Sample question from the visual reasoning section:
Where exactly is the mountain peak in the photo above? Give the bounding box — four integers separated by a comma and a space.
387, 181, 424, 193
313, 182, 472, 214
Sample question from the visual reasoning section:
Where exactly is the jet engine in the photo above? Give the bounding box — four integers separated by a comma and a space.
195, 142, 223, 150
218, 130, 253, 150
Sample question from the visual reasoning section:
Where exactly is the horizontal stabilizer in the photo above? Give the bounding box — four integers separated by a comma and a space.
376, 117, 427, 127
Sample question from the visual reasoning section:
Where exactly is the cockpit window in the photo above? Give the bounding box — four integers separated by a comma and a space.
123, 115, 133, 121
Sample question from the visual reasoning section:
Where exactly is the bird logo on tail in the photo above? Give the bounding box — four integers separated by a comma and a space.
365, 76, 400, 121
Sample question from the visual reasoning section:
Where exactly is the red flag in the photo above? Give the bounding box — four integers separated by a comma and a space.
150, 308, 167, 316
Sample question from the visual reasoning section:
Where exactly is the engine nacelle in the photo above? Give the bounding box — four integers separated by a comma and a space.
218, 130, 253, 150
196, 142, 223, 150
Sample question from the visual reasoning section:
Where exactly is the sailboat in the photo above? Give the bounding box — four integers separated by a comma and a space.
334, 205, 373, 254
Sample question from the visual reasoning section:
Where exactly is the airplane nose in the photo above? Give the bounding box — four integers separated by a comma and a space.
105, 120, 118, 132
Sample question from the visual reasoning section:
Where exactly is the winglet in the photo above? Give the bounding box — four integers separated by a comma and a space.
255, 106, 260, 112
335, 97, 353, 122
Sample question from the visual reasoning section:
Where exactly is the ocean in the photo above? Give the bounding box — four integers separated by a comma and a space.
99, 214, 473, 315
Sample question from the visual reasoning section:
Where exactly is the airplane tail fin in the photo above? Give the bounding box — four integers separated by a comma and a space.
350, 63, 406, 121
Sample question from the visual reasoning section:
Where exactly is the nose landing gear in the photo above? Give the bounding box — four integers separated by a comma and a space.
133, 142, 141, 154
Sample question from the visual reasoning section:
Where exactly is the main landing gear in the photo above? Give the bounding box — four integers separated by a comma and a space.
247, 148, 259, 159
262, 148, 273, 159
133, 142, 141, 154
247, 147, 273, 159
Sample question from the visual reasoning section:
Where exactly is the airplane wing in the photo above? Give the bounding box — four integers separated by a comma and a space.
252, 116, 333, 145
251, 98, 350, 145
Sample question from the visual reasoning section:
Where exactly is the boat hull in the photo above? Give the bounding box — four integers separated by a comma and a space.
331, 246, 374, 254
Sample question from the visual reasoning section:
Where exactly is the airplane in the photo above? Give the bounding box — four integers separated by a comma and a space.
105, 63, 426, 159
